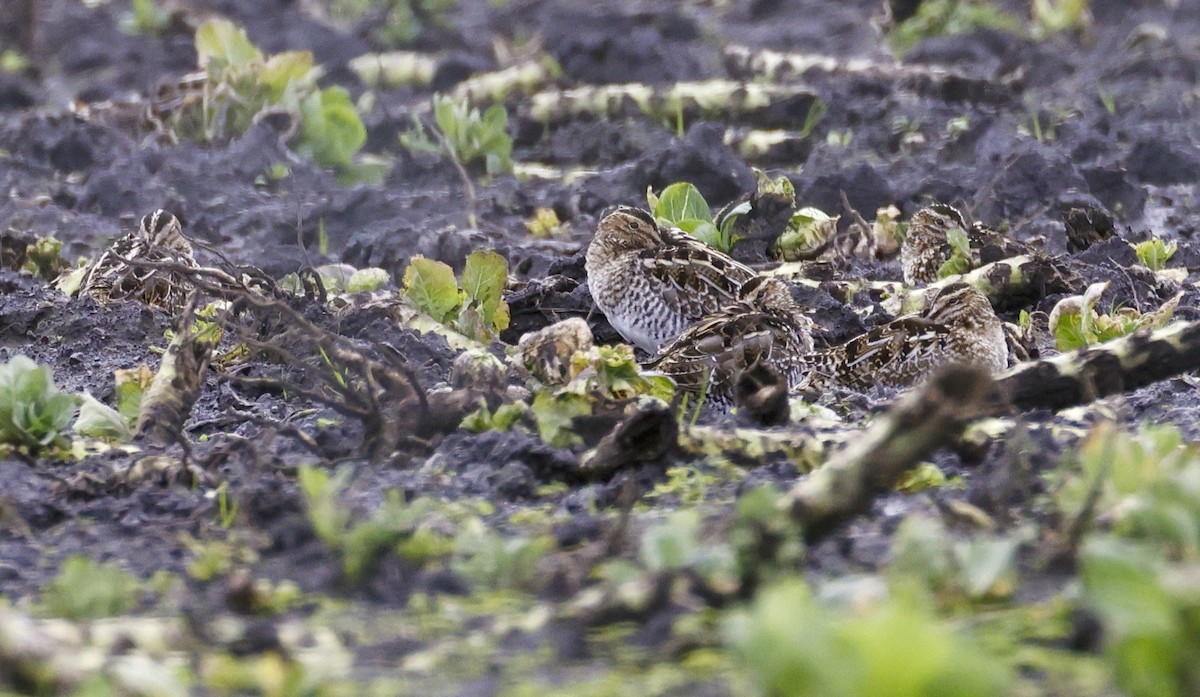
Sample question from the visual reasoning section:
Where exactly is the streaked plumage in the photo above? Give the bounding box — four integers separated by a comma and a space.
646, 276, 814, 409
585, 206, 756, 352
900, 203, 1022, 285
75, 210, 198, 313
799, 282, 1007, 391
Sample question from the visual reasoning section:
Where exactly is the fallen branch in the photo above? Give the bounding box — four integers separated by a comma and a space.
135, 296, 217, 445
995, 318, 1200, 412
780, 365, 997, 541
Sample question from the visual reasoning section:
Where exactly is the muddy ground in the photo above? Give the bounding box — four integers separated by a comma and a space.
1, 0, 1200, 694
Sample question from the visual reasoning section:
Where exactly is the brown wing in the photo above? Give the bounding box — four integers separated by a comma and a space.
648, 308, 779, 400
804, 315, 953, 390
637, 238, 756, 318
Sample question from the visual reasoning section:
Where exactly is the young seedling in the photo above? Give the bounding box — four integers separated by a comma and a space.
1048, 281, 1181, 351
0, 355, 78, 453
401, 250, 511, 342
1133, 237, 1177, 272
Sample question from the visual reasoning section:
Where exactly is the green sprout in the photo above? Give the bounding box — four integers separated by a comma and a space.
1031, 0, 1092, 38
800, 98, 827, 139
1049, 281, 1180, 351
1133, 237, 1177, 272
401, 95, 514, 176
723, 579, 1013, 697
0, 355, 78, 453
179, 19, 371, 180
936, 223, 974, 278
887, 0, 1024, 56
41, 557, 141, 620
329, 0, 456, 48
647, 181, 726, 250
524, 207, 567, 238
121, 0, 171, 36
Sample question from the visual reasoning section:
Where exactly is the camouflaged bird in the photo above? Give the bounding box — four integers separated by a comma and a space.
74, 209, 199, 313
586, 206, 757, 353
900, 203, 1027, 285
798, 282, 1007, 391
646, 276, 814, 409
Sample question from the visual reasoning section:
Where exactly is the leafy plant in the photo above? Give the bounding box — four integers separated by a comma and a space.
524, 207, 566, 238
800, 98, 828, 139
1031, 0, 1092, 37
41, 556, 140, 620
772, 206, 840, 261
0, 49, 28, 73
936, 222, 974, 278
1062, 423, 1200, 697
298, 465, 448, 583
179, 20, 371, 180
329, 0, 457, 48
401, 250, 511, 341
401, 95, 514, 175
524, 344, 673, 447
22, 236, 66, 280
73, 393, 133, 442
120, 0, 171, 36
1081, 538, 1200, 697
452, 518, 552, 591
0, 355, 78, 452
888, 514, 1027, 602
295, 86, 368, 174
887, 0, 1024, 56
647, 182, 725, 249
1053, 422, 1200, 553
723, 580, 1012, 697
1048, 282, 1180, 351
871, 205, 904, 257
215, 480, 239, 529
639, 509, 736, 581
1134, 237, 1177, 271
114, 364, 155, 426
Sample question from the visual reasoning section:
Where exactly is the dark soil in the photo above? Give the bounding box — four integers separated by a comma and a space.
2, 0, 1200, 692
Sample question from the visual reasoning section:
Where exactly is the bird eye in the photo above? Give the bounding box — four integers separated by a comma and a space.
628, 221, 640, 230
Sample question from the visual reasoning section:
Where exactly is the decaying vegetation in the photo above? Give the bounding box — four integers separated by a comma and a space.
1, 0, 1199, 695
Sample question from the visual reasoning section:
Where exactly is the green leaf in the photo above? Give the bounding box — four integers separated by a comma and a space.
1052, 312, 1091, 351
652, 182, 714, 228
681, 220, 724, 250
429, 96, 513, 175
937, 254, 974, 278
297, 87, 367, 171
115, 371, 150, 425
259, 50, 315, 102
530, 391, 590, 448
42, 556, 140, 620
1134, 238, 1178, 272
895, 462, 947, 492
297, 465, 354, 549
194, 19, 263, 74
945, 224, 971, 256
73, 393, 133, 442
954, 535, 1020, 599
640, 509, 704, 571
754, 168, 796, 201
347, 267, 392, 294
460, 250, 508, 328
0, 355, 77, 452
402, 256, 462, 323
773, 207, 839, 261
